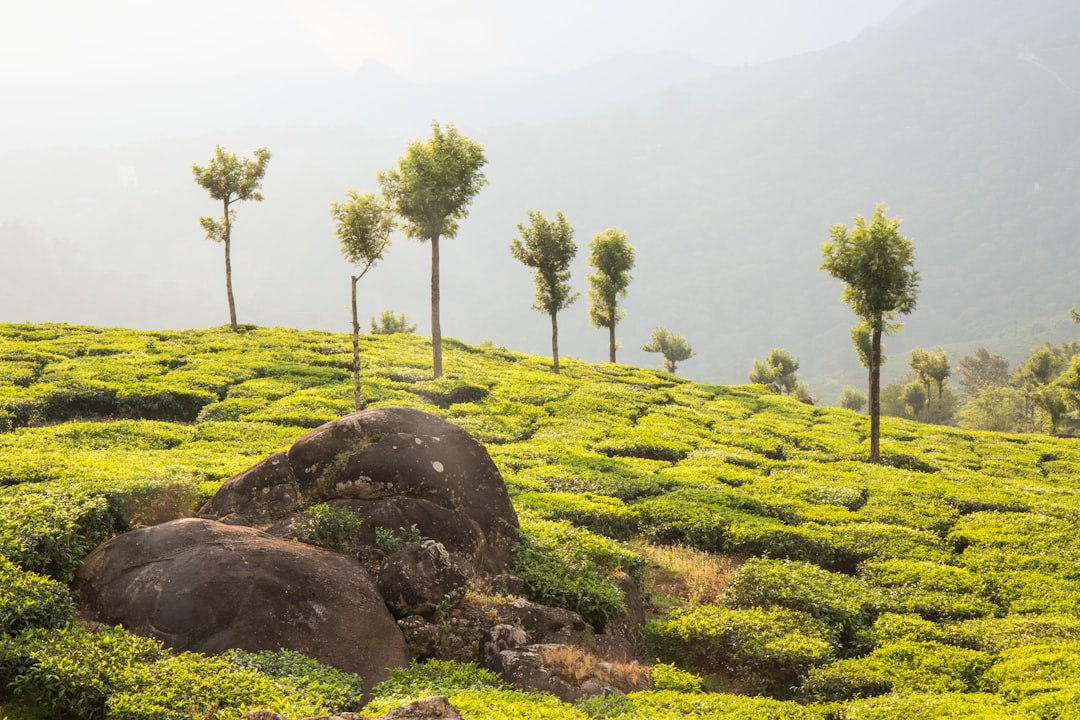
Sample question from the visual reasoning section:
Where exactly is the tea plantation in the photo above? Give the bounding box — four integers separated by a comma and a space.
3, 322, 1080, 719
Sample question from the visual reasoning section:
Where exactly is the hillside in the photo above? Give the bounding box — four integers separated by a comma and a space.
3, 323, 1080, 718
1, 1, 1078, 393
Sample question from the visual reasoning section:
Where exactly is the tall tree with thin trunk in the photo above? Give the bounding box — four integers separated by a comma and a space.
587, 228, 635, 363
331, 190, 394, 410
510, 210, 578, 373
379, 122, 487, 379
192, 145, 271, 331
821, 204, 919, 464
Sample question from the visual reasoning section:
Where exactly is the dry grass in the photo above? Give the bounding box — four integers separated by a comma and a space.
540, 645, 652, 692
635, 542, 741, 608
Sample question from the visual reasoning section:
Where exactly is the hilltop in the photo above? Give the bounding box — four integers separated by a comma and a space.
2, 1, 1079, 390
2, 323, 1080, 717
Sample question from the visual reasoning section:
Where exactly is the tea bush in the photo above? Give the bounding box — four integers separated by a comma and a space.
0, 558, 74, 633
642, 605, 835, 696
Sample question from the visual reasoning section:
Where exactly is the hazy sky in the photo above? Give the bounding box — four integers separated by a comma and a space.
3, 0, 905, 85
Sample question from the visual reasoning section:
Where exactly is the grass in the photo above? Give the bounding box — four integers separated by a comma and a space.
2, 322, 1080, 717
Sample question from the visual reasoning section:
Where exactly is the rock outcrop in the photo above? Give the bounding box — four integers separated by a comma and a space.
75, 518, 408, 686
199, 406, 519, 575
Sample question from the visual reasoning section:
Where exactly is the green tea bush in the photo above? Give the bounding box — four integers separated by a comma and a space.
116, 384, 218, 422
512, 517, 641, 629
642, 605, 835, 697
591, 690, 820, 719
945, 614, 1080, 652
35, 381, 118, 422
0, 488, 114, 582
802, 641, 992, 701
830, 692, 1027, 719
514, 492, 637, 540
195, 397, 268, 422
0, 557, 74, 633
858, 559, 996, 621
724, 558, 877, 652
364, 689, 590, 720
650, 662, 702, 693
369, 659, 508, 700
411, 378, 489, 408
982, 641, 1080, 699
869, 613, 946, 645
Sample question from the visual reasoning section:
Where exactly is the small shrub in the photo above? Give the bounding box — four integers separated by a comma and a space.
370, 659, 508, 700
651, 662, 702, 693
290, 504, 362, 554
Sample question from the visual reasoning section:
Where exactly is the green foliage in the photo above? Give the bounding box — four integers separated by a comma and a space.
725, 558, 877, 651
838, 386, 867, 413
650, 662, 703, 693
289, 503, 362, 554
370, 310, 417, 335
369, 659, 509, 700
587, 228, 635, 362
512, 516, 642, 629
332, 190, 394, 273
642, 605, 835, 697
8, 324, 1080, 715
0, 626, 363, 720
510, 209, 579, 318
642, 328, 695, 375
0, 557, 74, 633
749, 349, 801, 395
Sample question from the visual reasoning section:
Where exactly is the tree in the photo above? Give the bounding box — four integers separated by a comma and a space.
957, 348, 1010, 398
957, 386, 1025, 432
379, 122, 488, 379
909, 347, 951, 421
587, 228, 635, 363
839, 386, 867, 413
331, 190, 395, 410
510, 210, 579, 373
371, 311, 417, 335
749, 349, 801, 394
821, 204, 920, 463
192, 145, 272, 331
642, 327, 695, 374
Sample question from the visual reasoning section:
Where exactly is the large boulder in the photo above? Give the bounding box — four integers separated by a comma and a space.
75, 518, 407, 686
199, 407, 519, 575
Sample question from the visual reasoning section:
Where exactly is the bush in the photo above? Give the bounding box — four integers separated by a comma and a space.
802, 641, 992, 701
370, 659, 508, 700
0, 557, 74, 633
116, 385, 218, 422
512, 525, 627, 631
642, 605, 835, 697
724, 558, 877, 652
650, 662, 702, 693
289, 503, 362, 554
514, 492, 637, 540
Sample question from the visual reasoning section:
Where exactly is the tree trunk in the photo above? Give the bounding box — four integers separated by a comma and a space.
223, 199, 237, 331
551, 312, 560, 374
431, 234, 443, 379
608, 319, 617, 364
351, 274, 362, 411
869, 325, 883, 463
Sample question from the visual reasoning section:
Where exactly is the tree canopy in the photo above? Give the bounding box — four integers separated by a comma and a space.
642, 327, 695, 374
379, 122, 488, 378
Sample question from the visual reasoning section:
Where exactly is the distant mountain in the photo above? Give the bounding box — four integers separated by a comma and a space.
1, 0, 1077, 397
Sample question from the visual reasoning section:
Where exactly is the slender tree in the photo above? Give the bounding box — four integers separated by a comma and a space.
379, 122, 488, 378
587, 228, 635, 363
821, 204, 920, 463
642, 327, 695, 374
331, 190, 395, 410
192, 145, 272, 331
510, 210, 579, 373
